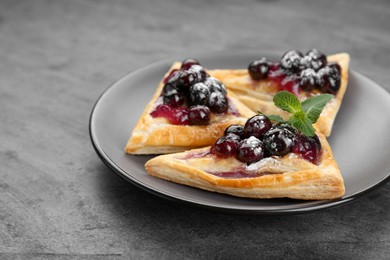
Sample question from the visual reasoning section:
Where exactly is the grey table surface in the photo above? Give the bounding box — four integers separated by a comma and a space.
1, 0, 389, 259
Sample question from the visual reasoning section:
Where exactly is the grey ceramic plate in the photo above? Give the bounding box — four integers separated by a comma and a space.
90, 50, 390, 215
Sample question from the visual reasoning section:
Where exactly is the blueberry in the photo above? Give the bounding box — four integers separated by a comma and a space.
177, 70, 199, 90
263, 125, 296, 156
163, 90, 185, 107
317, 64, 341, 94
211, 134, 241, 157
188, 105, 211, 125
189, 65, 207, 82
243, 114, 272, 139
163, 69, 181, 84
235, 136, 264, 164
189, 82, 210, 106
248, 58, 269, 80
292, 133, 322, 164
181, 58, 200, 70
204, 77, 227, 96
208, 92, 228, 113
224, 124, 244, 138
280, 50, 304, 72
299, 68, 320, 91
301, 49, 327, 71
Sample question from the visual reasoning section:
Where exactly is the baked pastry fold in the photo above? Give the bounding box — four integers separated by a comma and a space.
208, 53, 350, 136
145, 132, 345, 200
125, 62, 255, 154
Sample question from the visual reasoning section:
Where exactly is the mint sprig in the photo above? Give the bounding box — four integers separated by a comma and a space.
268, 91, 333, 137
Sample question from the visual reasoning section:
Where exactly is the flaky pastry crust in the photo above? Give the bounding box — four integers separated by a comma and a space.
208, 53, 350, 136
125, 62, 255, 154
145, 132, 345, 200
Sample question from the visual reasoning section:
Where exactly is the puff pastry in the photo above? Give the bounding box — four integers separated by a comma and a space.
125, 63, 255, 154
208, 53, 350, 136
145, 132, 345, 200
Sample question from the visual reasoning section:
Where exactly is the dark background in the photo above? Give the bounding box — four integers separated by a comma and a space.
1, 0, 389, 259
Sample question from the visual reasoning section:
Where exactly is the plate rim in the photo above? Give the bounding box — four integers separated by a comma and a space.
89, 50, 390, 215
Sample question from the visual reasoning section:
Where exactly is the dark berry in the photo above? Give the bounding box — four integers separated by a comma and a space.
188, 105, 211, 125
211, 134, 241, 157
150, 104, 172, 118
181, 58, 200, 70
204, 77, 227, 95
299, 68, 320, 91
162, 82, 179, 95
280, 50, 303, 72
163, 90, 185, 107
177, 70, 199, 90
163, 69, 180, 84
170, 107, 190, 125
189, 65, 207, 82
292, 133, 322, 164
235, 137, 264, 164
248, 58, 269, 80
189, 82, 210, 106
243, 114, 272, 139
301, 49, 327, 71
275, 123, 298, 134
208, 92, 228, 113
224, 124, 244, 138
317, 64, 341, 94
263, 125, 295, 156
150, 105, 189, 125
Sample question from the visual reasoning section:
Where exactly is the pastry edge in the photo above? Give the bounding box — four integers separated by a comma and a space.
145, 134, 345, 200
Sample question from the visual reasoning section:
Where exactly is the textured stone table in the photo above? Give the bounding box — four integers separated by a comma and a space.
1, 0, 389, 259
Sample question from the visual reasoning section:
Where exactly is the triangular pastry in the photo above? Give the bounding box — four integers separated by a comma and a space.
145, 119, 345, 200
208, 51, 350, 136
125, 60, 255, 154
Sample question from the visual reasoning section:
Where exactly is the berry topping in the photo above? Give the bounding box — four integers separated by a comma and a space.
301, 49, 327, 71
211, 134, 241, 157
150, 104, 189, 125
235, 136, 264, 164
299, 68, 319, 91
248, 58, 269, 80
317, 64, 341, 94
248, 50, 340, 95
163, 69, 180, 84
189, 65, 207, 82
208, 92, 228, 113
263, 125, 295, 156
243, 114, 272, 139
177, 70, 199, 90
181, 58, 200, 70
188, 105, 210, 125
292, 133, 322, 164
204, 77, 227, 95
163, 89, 185, 107
189, 82, 210, 106
224, 124, 244, 138
280, 50, 303, 72
152, 58, 239, 125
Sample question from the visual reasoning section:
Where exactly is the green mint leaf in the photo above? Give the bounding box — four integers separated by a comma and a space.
301, 94, 334, 123
267, 115, 286, 123
273, 91, 302, 114
288, 111, 316, 137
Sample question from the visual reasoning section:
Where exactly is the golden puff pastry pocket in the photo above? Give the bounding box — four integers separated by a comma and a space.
209, 52, 350, 137
125, 61, 255, 155
145, 131, 345, 200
